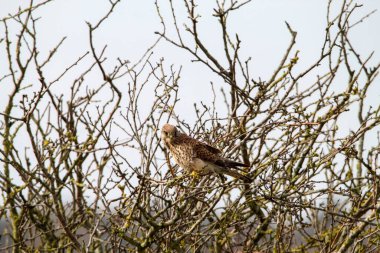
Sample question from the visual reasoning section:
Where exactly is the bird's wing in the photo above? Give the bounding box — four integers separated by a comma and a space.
215, 159, 249, 168
193, 143, 251, 182
193, 143, 220, 163
185, 134, 221, 155
177, 134, 242, 168
193, 142, 248, 168
176, 133, 221, 155
201, 143, 222, 155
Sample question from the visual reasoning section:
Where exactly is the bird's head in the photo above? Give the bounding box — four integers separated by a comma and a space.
161, 124, 178, 144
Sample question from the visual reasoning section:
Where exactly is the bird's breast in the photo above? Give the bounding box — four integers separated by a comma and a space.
168, 143, 193, 170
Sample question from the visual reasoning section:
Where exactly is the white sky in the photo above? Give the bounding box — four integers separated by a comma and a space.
1, 0, 379, 116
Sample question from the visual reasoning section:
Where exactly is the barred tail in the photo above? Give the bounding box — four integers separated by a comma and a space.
221, 168, 252, 183
215, 159, 250, 168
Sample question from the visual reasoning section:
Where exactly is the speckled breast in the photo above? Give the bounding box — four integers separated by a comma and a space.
168, 143, 194, 171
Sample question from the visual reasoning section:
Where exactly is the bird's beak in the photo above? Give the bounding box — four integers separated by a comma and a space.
161, 132, 170, 144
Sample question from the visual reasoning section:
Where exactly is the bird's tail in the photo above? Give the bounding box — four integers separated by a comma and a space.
221, 168, 252, 183
216, 159, 249, 168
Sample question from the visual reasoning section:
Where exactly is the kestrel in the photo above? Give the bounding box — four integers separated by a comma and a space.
161, 124, 251, 182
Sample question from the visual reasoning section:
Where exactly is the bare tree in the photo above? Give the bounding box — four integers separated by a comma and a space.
1, 0, 379, 252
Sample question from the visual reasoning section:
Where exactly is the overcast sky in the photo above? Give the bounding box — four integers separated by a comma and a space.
1, 0, 379, 115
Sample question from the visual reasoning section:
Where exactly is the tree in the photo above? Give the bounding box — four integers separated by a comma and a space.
1, 0, 379, 252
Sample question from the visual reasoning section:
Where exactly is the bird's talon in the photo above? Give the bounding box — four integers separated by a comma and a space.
190, 171, 199, 178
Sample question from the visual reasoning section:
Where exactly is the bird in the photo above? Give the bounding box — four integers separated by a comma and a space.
161, 123, 251, 182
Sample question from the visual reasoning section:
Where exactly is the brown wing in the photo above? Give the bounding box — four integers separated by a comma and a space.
191, 137, 251, 182
176, 133, 238, 167
175, 133, 221, 155
194, 143, 248, 168
193, 143, 220, 163
214, 159, 249, 168
201, 143, 221, 155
